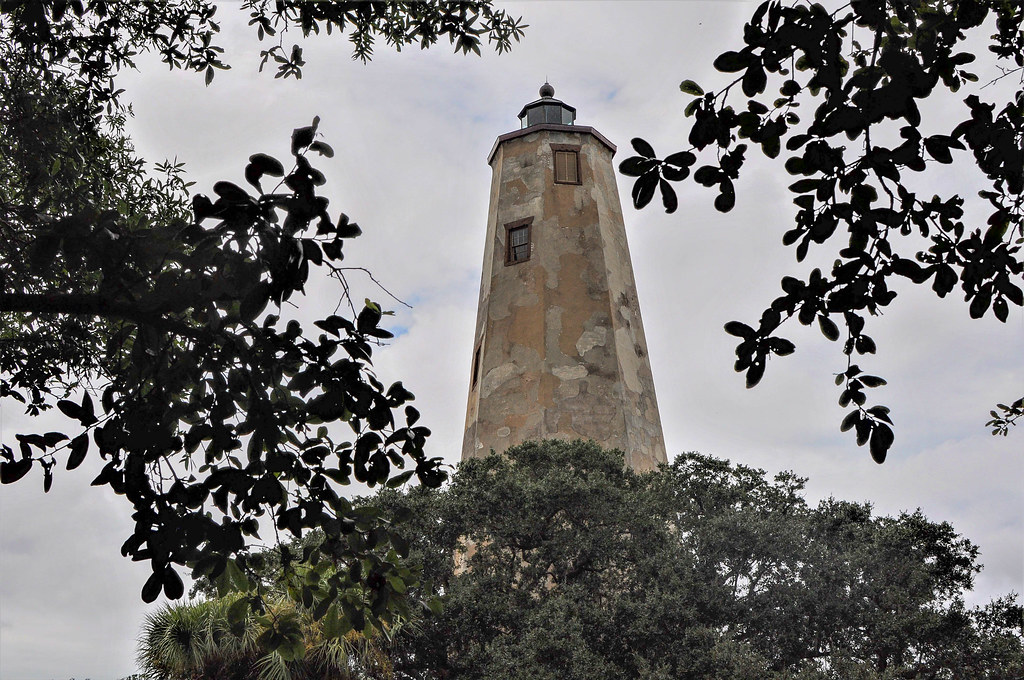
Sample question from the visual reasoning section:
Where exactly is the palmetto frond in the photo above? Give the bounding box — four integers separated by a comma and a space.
137, 593, 405, 680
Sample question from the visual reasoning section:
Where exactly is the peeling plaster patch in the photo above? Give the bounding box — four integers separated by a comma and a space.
569, 407, 620, 441
553, 364, 588, 380
576, 326, 608, 356
569, 229, 587, 255
510, 343, 541, 367
508, 300, 544, 350
507, 177, 529, 200
487, 302, 512, 322
557, 380, 581, 399
537, 373, 558, 408
582, 268, 606, 299
505, 413, 528, 430
546, 306, 564, 357
544, 408, 562, 433
481, 362, 519, 398
547, 249, 584, 291
573, 192, 586, 215
616, 327, 643, 392
496, 426, 511, 438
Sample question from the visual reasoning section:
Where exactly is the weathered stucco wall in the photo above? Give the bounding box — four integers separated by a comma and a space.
462, 126, 666, 471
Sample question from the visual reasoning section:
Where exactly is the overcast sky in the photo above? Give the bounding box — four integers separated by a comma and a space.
1, 2, 1021, 678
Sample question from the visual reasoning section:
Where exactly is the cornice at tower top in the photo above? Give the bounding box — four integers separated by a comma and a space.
487, 124, 617, 165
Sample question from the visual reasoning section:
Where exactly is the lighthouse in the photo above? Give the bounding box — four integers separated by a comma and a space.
462, 84, 666, 471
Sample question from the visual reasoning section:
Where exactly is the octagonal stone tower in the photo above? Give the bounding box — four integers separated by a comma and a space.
461, 84, 667, 471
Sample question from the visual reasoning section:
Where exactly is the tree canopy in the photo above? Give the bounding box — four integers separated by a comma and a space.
0, 0, 524, 649
268, 439, 1023, 679
621, 0, 1024, 462
2, 1, 525, 105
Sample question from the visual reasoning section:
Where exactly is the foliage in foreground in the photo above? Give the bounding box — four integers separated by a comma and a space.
0, 64, 440, 630
138, 593, 402, 680
365, 440, 1023, 679
622, 0, 1024, 462
1, 1, 526, 107
0, 0, 524, 645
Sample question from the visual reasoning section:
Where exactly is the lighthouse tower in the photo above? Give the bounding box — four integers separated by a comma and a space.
462, 84, 666, 471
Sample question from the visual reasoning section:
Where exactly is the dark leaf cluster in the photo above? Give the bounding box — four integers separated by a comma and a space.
620, 0, 1024, 462
0, 0, 529, 651
0, 108, 445, 647
0, 0, 525, 109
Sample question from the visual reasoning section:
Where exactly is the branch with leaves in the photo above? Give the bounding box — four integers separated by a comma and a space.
621, 0, 1024, 462
0, 115, 445, 652
1, 0, 528, 654
0, 0, 526, 108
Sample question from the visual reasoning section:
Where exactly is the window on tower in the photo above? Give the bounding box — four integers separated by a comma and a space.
507, 225, 530, 263
553, 149, 580, 184
504, 217, 533, 265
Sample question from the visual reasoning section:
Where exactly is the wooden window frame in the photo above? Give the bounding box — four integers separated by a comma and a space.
504, 217, 534, 266
551, 144, 581, 185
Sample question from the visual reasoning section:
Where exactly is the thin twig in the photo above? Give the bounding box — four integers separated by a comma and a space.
336, 266, 413, 309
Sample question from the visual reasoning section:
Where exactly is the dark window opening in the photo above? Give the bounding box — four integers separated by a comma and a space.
503, 217, 534, 266
507, 225, 530, 264
472, 345, 482, 387
554, 150, 579, 184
